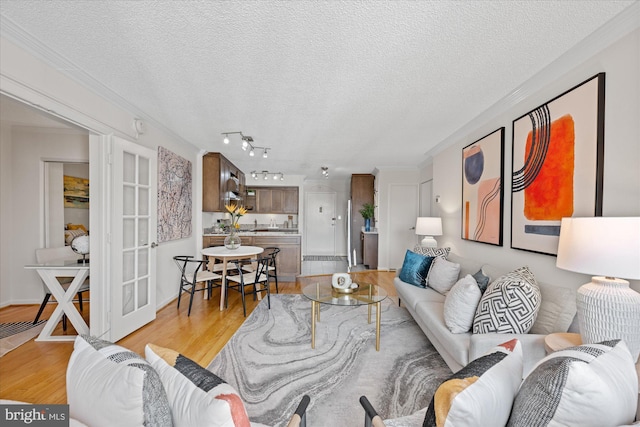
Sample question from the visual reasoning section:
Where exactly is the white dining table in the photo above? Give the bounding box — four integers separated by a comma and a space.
201, 245, 264, 311
24, 260, 90, 342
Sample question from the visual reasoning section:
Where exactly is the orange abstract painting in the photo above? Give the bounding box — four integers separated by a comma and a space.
523, 114, 575, 220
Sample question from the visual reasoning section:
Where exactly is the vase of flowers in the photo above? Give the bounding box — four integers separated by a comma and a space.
359, 203, 375, 232
224, 203, 247, 250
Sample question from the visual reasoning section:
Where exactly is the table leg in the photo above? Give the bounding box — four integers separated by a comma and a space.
36, 269, 90, 342
375, 301, 381, 351
311, 301, 316, 349
219, 259, 228, 311
368, 284, 373, 324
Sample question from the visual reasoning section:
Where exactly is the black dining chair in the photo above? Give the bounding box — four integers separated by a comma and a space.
225, 255, 271, 317
173, 256, 222, 316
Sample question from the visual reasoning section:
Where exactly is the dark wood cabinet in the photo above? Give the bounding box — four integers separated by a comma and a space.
247, 186, 299, 214
361, 232, 378, 269
203, 234, 301, 280
351, 174, 375, 264
202, 153, 245, 212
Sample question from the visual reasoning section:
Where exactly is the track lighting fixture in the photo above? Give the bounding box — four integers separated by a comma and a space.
321, 166, 329, 179
250, 170, 285, 181
221, 131, 272, 159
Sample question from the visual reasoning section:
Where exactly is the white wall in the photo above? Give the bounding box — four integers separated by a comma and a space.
429, 28, 640, 293
0, 35, 202, 312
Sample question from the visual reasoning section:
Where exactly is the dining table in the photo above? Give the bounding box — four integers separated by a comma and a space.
24, 259, 90, 341
201, 245, 265, 311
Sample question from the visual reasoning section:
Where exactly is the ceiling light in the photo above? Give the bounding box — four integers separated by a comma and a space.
321, 166, 329, 178
273, 174, 278, 180
263, 172, 268, 180
221, 131, 272, 160
252, 170, 284, 181
280, 173, 284, 181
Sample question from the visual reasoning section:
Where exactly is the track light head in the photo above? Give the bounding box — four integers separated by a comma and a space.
263, 149, 268, 158
249, 148, 255, 157
223, 135, 230, 144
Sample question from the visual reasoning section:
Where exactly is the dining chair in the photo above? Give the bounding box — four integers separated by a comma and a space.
33, 246, 90, 330
174, 256, 222, 316
225, 255, 271, 317
241, 246, 280, 293
359, 396, 386, 427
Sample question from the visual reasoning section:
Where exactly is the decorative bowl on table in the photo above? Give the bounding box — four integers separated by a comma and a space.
332, 273, 358, 294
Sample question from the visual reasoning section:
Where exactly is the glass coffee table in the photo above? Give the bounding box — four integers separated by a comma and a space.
301, 281, 387, 351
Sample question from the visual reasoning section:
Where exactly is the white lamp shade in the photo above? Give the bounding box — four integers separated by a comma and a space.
415, 217, 442, 237
556, 217, 640, 280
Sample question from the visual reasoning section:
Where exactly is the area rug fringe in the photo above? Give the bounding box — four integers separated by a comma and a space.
207, 294, 450, 427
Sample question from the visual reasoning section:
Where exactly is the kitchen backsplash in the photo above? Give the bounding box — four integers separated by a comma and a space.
203, 212, 298, 232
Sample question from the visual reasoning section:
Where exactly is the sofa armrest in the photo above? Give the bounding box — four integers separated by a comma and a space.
469, 333, 547, 376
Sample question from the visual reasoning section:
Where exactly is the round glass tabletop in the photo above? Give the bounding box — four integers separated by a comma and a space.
302, 281, 387, 306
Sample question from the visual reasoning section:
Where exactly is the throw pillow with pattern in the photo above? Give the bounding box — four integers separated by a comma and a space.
412, 246, 450, 259
473, 266, 541, 334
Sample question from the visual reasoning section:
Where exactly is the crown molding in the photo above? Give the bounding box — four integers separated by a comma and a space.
424, 2, 640, 160
0, 15, 196, 150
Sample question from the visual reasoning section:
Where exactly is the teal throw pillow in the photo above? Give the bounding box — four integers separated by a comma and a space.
399, 250, 434, 288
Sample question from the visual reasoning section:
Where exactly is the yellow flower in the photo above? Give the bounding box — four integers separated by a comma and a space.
225, 204, 237, 214
234, 223, 240, 229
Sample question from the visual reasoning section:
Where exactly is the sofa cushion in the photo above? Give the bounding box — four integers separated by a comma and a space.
398, 250, 434, 288
394, 277, 445, 312
146, 343, 250, 427
426, 257, 461, 295
424, 339, 523, 427
416, 301, 469, 367
66, 335, 172, 427
473, 266, 541, 334
529, 282, 577, 335
443, 274, 482, 333
412, 245, 450, 259
507, 339, 637, 427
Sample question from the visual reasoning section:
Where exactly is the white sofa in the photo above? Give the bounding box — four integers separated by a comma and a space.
394, 252, 580, 375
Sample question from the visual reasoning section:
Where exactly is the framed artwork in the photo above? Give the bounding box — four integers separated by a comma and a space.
63, 175, 89, 209
511, 73, 605, 255
157, 146, 192, 242
462, 127, 505, 246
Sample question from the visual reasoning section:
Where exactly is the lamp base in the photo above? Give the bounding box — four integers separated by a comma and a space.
577, 276, 640, 362
420, 236, 437, 248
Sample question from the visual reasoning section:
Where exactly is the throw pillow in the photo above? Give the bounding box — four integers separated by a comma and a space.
473, 266, 541, 334
443, 274, 483, 333
507, 339, 637, 427
426, 256, 461, 295
398, 250, 434, 288
528, 284, 576, 335
66, 335, 172, 427
424, 339, 523, 427
412, 245, 450, 259
145, 343, 251, 427
472, 268, 491, 293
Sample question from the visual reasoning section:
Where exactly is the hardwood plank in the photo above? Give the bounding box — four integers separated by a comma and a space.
0, 271, 396, 404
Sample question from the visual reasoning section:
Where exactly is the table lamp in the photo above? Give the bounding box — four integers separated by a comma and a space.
556, 217, 640, 362
415, 217, 442, 248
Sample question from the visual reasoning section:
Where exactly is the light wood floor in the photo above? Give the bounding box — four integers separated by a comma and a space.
0, 270, 396, 404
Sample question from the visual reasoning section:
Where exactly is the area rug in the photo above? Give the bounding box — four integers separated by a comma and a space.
207, 294, 451, 427
0, 321, 46, 357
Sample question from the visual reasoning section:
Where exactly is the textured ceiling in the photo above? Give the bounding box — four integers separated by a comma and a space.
0, 1, 635, 179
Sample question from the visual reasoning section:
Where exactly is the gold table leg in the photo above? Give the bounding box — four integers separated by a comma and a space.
375, 301, 381, 351
311, 300, 316, 349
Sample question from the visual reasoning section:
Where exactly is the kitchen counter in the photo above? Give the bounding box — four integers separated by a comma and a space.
204, 230, 300, 237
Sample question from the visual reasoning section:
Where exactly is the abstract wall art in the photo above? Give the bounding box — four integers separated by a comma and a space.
157, 146, 192, 242
63, 175, 90, 209
511, 73, 605, 255
462, 128, 505, 246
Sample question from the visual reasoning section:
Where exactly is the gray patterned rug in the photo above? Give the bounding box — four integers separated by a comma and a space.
207, 294, 450, 427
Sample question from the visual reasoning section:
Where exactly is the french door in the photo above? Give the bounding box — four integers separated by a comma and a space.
110, 136, 157, 341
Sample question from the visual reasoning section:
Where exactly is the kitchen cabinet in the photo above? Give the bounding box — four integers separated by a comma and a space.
247, 186, 299, 214
361, 232, 378, 270
351, 174, 375, 264
202, 153, 245, 212
203, 234, 301, 280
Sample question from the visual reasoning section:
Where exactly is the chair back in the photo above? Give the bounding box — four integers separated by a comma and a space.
173, 255, 207, 284
36, 246, 80, 264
